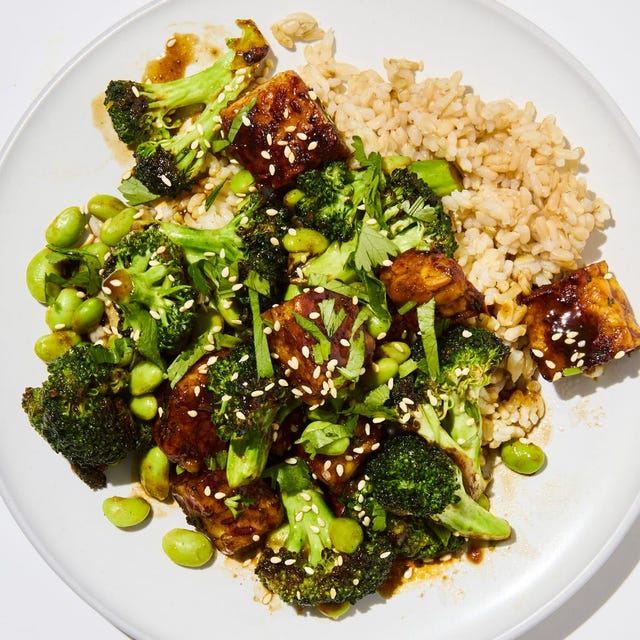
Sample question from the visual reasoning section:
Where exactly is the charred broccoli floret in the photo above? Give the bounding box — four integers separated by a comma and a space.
21, 342, 143, 489
117, 20, 269, 200
436, 323, 510, 489
255, 458, 393, 611
207, 341, 296, 487
159, 191, 292, 321
102, 225, 198, 366
365, 433, 510, 541
381, 168, 458, 258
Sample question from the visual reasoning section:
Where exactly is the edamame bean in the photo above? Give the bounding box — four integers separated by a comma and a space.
102, 496, 151, 528
364, 314, 390, 341
71, 297, 105, 334
87, 194, 127, 221
130, 361, 165, 396
26, 248, 60, 304
283, 188, 304, 208
81, 241, 110, 265
362, 357, 399, 389
162, 528, 214, 567
99, 207, 136, 246
46, 287, 83, 331
140, 446, 170, 501
229, 169, 255, 194
45, 206, 88, 248
34, 331, 82, 362
376, 340, 411, 364
500, 440, 546, 475
329, 517, 364, 554
282, 228, 330, 256
130, 394, 158, 421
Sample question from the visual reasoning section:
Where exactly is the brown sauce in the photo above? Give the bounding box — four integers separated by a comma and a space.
143, 33, 200, 83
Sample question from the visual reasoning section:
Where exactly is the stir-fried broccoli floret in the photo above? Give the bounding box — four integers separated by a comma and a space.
207, 341, 295, 487
21, 342, 143, 489
290, 160, 360, 243
118, 20, 269, 200
255, 458, 393, 610
159, 192, 292, 320
381, 168, 458, 258
365, 433, 510, 540
436, 323, 510, 487
384, 514, 466, 561
102, 225, 198, 366
104, 21, 266, 147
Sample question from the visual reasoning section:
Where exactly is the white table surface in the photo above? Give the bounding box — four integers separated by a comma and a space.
2, 1, 639, 638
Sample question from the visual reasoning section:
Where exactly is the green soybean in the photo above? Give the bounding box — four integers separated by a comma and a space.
364, 314, 390, 341
26, 248, 60, 304
283, 188, 304, 208
81, 241, 110, 265
329, 517, 364, 554
140, 446, 170, 501
500, 440, 546, 475
46, 287, 83, 331
162, 528, 214, 567
102, 496, 151, 528
282, 228, 329, 256
87, 194, 127, 221
130, 361, 165, 396
130, 394, 158, 421
229, 169, 255, 194
99, 207, 136, 246
362, 357, 399, 389
45, 206, 88, 248
34, 331, 82, 362
71, 297, 105, 334
377, 340, 411, 364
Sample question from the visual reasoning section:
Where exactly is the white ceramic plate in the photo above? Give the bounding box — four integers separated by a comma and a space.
1, 1, 639, 639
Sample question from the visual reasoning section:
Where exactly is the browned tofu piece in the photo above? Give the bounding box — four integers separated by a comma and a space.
220, 70, 349, 189
379, 248, 486, 319
261, 290, 376, 405
522, 261, 640, 381
153, 356, 227, 473
171, 468, 284, 556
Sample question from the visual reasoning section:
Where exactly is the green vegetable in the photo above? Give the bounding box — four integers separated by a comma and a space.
102, 496, 151, 528
255, 458, 393, 607
139, 446, 170, 500
86, 193, 127, 221
162, 528, 214, 567
45, 206, 87, 248
21, 342, 145, 489
500, 440, 546, 475
118, 21, 269, 200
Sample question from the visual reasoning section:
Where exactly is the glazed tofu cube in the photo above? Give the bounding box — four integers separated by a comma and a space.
220, 70, 349, 189
261, 290, 376, 404
522, 261, 640, 381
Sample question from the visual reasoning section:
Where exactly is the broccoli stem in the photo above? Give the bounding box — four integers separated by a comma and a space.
433, 472, 511, 541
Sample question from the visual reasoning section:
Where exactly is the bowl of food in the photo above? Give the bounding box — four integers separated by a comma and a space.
1, 1, 639, 639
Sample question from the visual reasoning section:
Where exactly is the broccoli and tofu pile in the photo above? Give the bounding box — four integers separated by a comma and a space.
21, 18, 640, 616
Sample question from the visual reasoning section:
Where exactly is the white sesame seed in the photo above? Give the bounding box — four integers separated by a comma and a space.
160, 174, 172, 187
308, 140, 318, 150
242, 115, 251, 127
545, 360, 557, 369
261, 150, 271, 159
268, 164, 275, 176
614, 350, 626, 359
214, 491, 227, 500
203, 485, 211, 497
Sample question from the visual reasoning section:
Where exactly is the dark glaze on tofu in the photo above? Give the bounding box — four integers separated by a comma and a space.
261, 290, 376, 405
522, 261, 640, 381
152, 356, 227, 473
379, 248, 486, 319
171, 468, 284, 556
297, 417, 383, 494
220, 70, 349, 189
